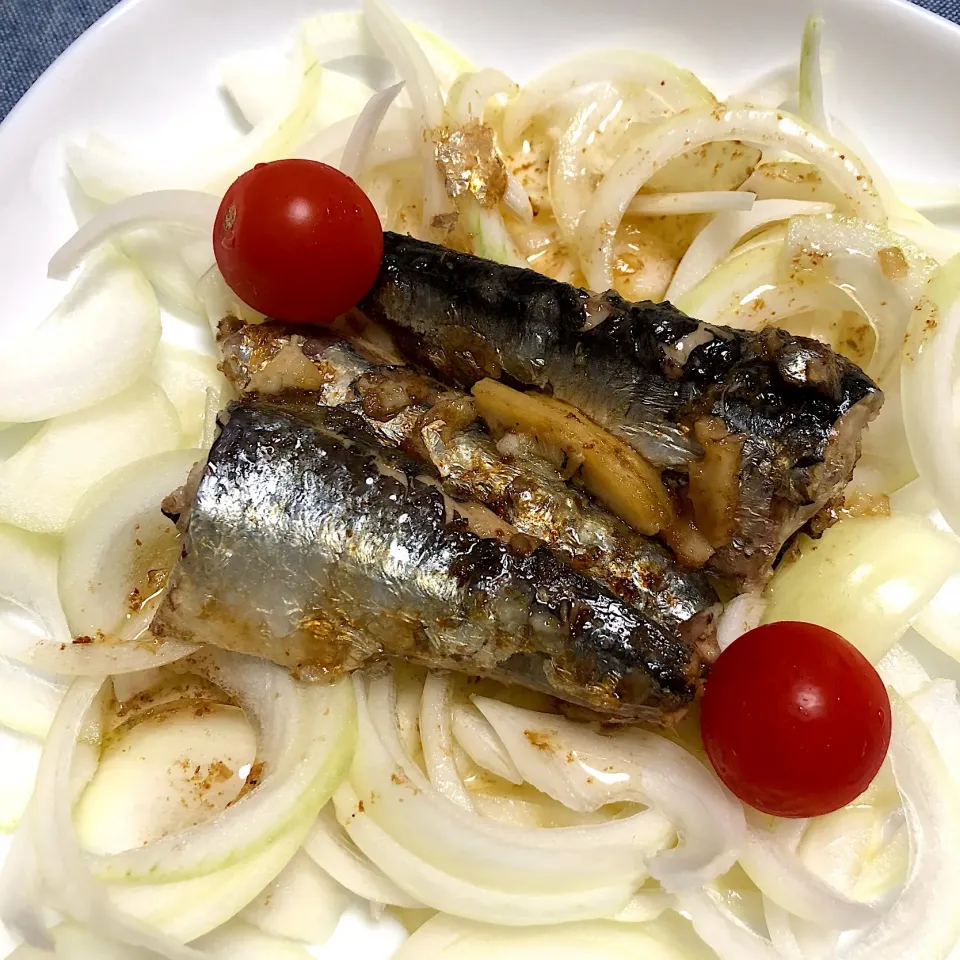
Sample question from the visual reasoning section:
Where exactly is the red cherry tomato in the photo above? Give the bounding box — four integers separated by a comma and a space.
213, 159, 383, 325
701, 621, 891, 818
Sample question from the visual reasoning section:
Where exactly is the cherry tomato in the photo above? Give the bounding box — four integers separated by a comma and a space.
701, 621, 891, 818
213, 159, 383, 325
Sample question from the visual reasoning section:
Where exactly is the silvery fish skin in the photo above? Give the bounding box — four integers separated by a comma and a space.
360, 232, 884, 586
218, 321, 720, 654
152, 401, 703, 721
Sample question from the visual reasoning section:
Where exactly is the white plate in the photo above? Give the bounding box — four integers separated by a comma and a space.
1, 0, 959, 956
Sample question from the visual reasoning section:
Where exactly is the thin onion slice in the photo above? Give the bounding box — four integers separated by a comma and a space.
578, 105, 883, 291
450, 702, 522, 785
761, 515, 960, 663
90, 660, 355, 883
339, 82, 405, 180
0, 656, 66, 739
798, 15, 830, 134
240, 851, 347, 945
472, 696, 745, 892
351, 672, 674, 899
303, 805, 426, 908
738, 817, 879, 928
901, 255, 960, 538
628, 191, 755, 216
502, 50, 715, 145
58, 449, 201, 640
106, 817, 313, 943
66, 42, 322, 202
334, 781, 640, 925
781, 214, 937, 381
48, 192, 219, 280
716, 594, 766, 652
363, 0, 451, 228
665, 199, 834, 301
0, 381, 181, 534
151, 344, 230, 448
420, 673, 473, 810
0, 251, 160, 423
25, 678, 204, 959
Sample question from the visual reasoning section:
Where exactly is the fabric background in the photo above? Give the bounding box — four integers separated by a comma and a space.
1, 0, 958, 121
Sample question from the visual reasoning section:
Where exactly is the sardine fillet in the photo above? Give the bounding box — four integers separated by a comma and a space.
361, 232, 884, 586
152, 401, 703, 721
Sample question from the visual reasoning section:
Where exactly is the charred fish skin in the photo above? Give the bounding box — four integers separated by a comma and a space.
217, 322, 720, 644
360, 232, 883, 585
152, 401, 702, 722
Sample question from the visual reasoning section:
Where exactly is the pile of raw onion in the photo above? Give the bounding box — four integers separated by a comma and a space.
3, 5, 960, 959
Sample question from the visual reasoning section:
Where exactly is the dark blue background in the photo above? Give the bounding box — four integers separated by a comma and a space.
2, 0, 958, 121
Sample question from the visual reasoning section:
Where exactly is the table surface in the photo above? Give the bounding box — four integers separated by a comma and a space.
1, 0, 959, 121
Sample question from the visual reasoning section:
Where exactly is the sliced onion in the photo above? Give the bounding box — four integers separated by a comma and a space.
674, 889, 781, 960
106, 817, 312, 943
0, 381, 181, 535
240, 851, 347, 945
716, 594, 766, 652
740, 161, 851, 208
781, 214, 937, 380
59, 449, 200, 640
627, 190, 755, 216
0, 523, 194, 677
88, 657, 354, 883
502, 51, 715, 146
393, 909, 698, 959
300, 11, 473, 93
578, 105, 883, 291
762, 515, 960, 663
334, 780, 639, 925
673, 238, 781, 322
901, 255, 960, 538
876, 642, 932, 700
74, 704, 254, 856
549, 86, 623, 243
0, 656, 66, 739
0, 252, 160, 424
48, 193, 218, 281
363, 0, 451, 228
665, 199, 833, 300
472, 696, 745, 892
420, 673, 473, 810
193, 922, 315, 959
25, 678, 205, 959
219, 45, 375, 130
450, 701, 522, 785
838, 692, 960, 960
339, 82, 405, 180
348, 671, 675, 909
303, 804, 425, 908
67, 43, 322, 202
0, 727, 42, 832
738, 817, 878, 928
446, 68, 517, 125
798, 15, 830, 134
151, 345, 230, 448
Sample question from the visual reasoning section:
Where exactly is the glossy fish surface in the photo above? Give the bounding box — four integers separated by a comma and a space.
218, 321, 720, 652
152, 400, 704, 721
360, 233, 883, 586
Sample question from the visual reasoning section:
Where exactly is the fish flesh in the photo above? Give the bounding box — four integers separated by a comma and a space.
217, 320, 720, 654
152, 400, 704, 721
360, 232, 884, 586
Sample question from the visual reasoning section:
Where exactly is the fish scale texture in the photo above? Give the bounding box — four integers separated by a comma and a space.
2, 0, 959, 122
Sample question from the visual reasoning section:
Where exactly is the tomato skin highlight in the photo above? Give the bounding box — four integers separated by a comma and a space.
700, 621, 891, 818
213, 159, 384, 325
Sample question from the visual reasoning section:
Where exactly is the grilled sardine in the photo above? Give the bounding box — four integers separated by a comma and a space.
360, 232, 884, 586
152, 400, 704, 721
218, 321, 720, 653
